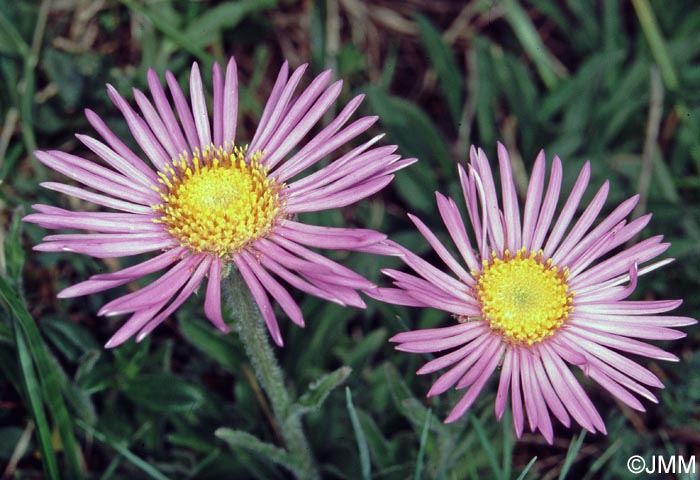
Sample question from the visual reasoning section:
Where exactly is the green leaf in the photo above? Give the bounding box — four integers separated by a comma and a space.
309, 0, 326, 71
215, 428, 303, 476
179, 316, 241, 373
470, 414, 502, 480
383, 363, 453, 442
356, 410, 394, 470
43, 49, 84, 109
121, 373, 206, 413
75, 351, 112, 394
5, 206, 26, 288
182, 0, 277, 50
41, 316, 100, 363
384, 362, 425, 429
12, 324, 59, 479
365, 86, 452, 173
632, 0, 679, 90
515, 456, 538, 480
414, 408, 431, 480
77, 420, 170, 480
558, 431, 586, 480
502, 408, 513, 480
0, 9, 29, 57
292, 366, 351, 417
582, 439, 623, 480
501, 0, 567, 88
414, 14, 464, 126
334, 328, 387, 367
473, 37, 497, 147
393, 164, 438, 214
0, 276, 84, 479
346, 387, 371, 480
0, 426, 25, 460
119, 0, 214, 65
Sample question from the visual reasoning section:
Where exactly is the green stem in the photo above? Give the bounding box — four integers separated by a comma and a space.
224, 272, 318, 480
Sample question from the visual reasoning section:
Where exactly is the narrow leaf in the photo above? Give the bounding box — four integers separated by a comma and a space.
121, 373, 205, 413
414, 408, 431, 480
183, 0, 277, 50
470, 415, 502, 480
558, 431, 586, 480
12, 324, 60, 480
293, 366, 352, 417
215, 427, 302, 476
346, 387, 371, 480
415, 14, 464, 126
0, 276, 83, 478
501, 0, 566, 88
515, 456, 538, 480
77, 420, 170, 480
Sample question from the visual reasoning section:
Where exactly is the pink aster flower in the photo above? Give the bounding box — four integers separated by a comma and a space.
24, 58, 414, 348
374, 143, 694, 443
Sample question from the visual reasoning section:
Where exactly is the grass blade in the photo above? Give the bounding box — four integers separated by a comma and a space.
632, 0, 679, 91
77, 420, 170, 480
558, 431, 586, 480
415, 13, 464, 126
119, 0, 214, 65
502, 408, 513, 480
0, 276, 84, 478
515, 456, 538, 480
470, 414, 503, 480
215, 428, 302, 476
346, 387, 371, 480
12, 323, 60, 479
501, 0, 566, 88
414, 408, 431, 480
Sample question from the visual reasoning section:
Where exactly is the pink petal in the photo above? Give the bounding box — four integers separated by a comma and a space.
204, 258, 229, 333
222, 57, 239, 147
542, 161, 592, 257
189, 62, 211, 149
232, 254, 284, 347
529, 156, 563, 252
135, 257, 212, 341
520, 150, 545, 252
147, 68, 189, 154
240, 250, 304, 327
444, 343, 504, 423
497, 142, 522, 251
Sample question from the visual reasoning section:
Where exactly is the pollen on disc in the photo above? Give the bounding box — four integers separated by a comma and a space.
153, 146, 283, 257
476, 249, 573, 345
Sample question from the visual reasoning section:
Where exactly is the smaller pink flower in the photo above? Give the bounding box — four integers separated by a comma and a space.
372, 143, 695, 443
25, 57, 414, 348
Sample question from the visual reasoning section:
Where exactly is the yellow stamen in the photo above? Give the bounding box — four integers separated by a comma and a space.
475, 248, 573, 345
152, 145, 283, 257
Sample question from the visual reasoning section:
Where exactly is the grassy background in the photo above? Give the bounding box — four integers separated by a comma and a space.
1, 0, 699, 478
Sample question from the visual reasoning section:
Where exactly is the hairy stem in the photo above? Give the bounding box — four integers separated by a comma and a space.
224, 272, 318, 479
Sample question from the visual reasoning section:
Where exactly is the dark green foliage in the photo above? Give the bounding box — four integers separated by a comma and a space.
1, 0, 699, 478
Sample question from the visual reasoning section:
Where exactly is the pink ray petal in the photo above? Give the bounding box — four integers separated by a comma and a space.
204, 258, 229, 333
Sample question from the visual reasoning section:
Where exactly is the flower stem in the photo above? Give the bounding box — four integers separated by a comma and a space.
224, 272, 318, 479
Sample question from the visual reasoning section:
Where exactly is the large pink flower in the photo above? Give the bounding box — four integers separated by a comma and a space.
25, 58, 414, 348
373, 144, 694, 443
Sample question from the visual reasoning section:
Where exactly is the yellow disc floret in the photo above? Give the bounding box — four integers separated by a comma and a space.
476, 248, 573, 345
152, 145, 283, 257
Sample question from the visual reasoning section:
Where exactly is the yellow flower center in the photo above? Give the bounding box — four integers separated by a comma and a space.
475, 249, 573, 345
152, 145, 283, 257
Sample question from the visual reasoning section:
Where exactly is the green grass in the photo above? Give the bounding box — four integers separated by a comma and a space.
1, 0, 699, 478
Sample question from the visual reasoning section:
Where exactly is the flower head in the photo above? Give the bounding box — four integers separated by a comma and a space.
25, 58, 414, 348
374, 143, 694, 443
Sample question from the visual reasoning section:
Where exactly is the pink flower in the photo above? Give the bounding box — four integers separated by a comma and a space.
373, 144, 694, 443
25, 58, 414, 348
